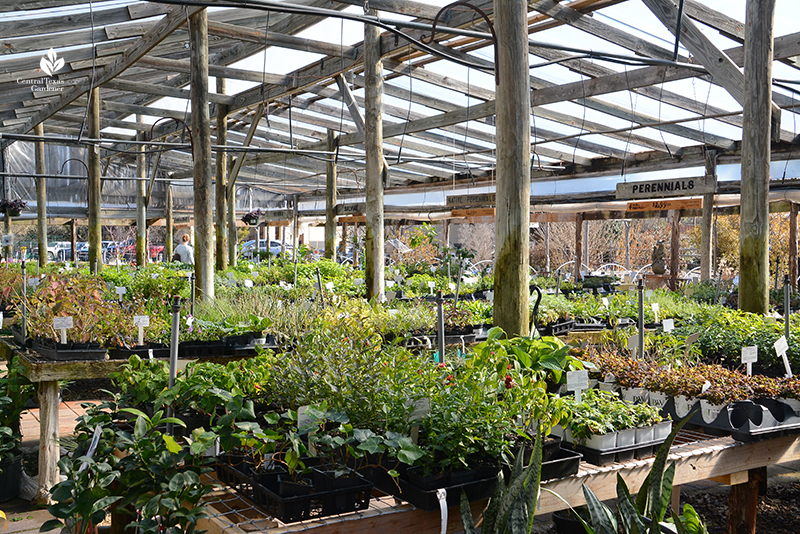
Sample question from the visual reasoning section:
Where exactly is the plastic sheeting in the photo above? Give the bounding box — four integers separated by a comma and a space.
2, 141, 278, 221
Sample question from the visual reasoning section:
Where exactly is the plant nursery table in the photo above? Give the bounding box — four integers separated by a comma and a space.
198, 430, 800, 534
0, 338, 128, 504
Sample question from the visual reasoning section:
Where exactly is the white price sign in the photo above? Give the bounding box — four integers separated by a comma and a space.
774, 336, 792, 378
115, 286, 127, 296
627, 334, 639, 350
651, 303, 660, 323
133, 315, 150, 327
662, 318, 674, 332
567, 370, 589, 403
53, 316, 73, 330
243, 279, 254, 288
601, 297, 609, 308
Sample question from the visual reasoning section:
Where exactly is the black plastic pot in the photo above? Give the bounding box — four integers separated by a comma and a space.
552, 508, 589, 534
0, 452, 22, 502
406, 466, 449, 490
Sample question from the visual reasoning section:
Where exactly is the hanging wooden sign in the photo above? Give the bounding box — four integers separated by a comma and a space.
451, 208, 495, 217
262, 209, 295, 220
616, 175, 715, 199
339, 215, 366, 223
336, 203, 365, 215
627, 198, 702, 212
446, 193, 496, 207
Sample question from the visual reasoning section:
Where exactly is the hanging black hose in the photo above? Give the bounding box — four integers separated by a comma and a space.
530, 284, 542, 336
673, 0, 686, 61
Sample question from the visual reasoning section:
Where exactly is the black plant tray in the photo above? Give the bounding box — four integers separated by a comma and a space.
572, 317, 606, 332
367, 464, 498, 511
179, 340, 227, 358
541, 448, 582, 480
662, 397, 800, 443
563, 437, 666, 466
108, 343, 170, 360
537, 319, 575, 337
11, 324, 30, 348
215, 462, 372, 523
32, 338, 107, 361
224, 333, 277, 354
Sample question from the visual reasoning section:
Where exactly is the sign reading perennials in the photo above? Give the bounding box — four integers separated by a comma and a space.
446, 193, 496, 207
616, 175, 715, 200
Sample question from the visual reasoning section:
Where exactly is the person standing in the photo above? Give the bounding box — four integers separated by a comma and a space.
172, 233, 195, 264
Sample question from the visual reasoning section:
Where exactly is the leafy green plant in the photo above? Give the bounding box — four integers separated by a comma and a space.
460, 426, 543, 534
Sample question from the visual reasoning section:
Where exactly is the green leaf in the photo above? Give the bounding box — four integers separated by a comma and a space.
162, 434, 182, 454
397, 447, 424, 465
119, 407, 148, 420
524, 426, 544, 534
460, 491, 476, 534
679, 504, 708, 534
487, 326, 506, 341
40, 520, 65, 532
657, 463, 676, 523
482, 471, 504, 534
90, 496, 122, 515
169, 472, 187, 492
616, 474, 645, 534
647, 414, 693, 524
353, 428, 375, 442
582, 485, 617, 534
134, 415, 147, 440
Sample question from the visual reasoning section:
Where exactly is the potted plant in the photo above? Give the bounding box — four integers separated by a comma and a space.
0, 359, 32, 503
0, 198, 27, 217
241, 209, 263, 226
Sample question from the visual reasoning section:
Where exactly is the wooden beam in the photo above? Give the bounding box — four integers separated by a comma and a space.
206, 20, 357, 58
728, 467, 764, 534
3, 5, 204, 145
136, 55, 290, 86
87, 86, 101, 272
334, 74, 366, 134
739, 0, 775, 314
324, 129, 338, 260
103, 78, 237, 105
226, 104, 264, 195
641, 0, 781, 141
215, 78, 228, 272
191, 8, 214, 301
364, 8, 385, 301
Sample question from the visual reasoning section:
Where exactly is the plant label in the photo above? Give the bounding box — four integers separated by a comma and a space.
151, 273, 159, 279
602, 297, 609, 308
663, 319, 674, 332
604, 372, 616, 383
133, 315, 150, 327
645, 290, 653, 297
1, 234, 11, 247
428, 281, 436, 289
386, 291, 397, 301
627, 334, 639, 350
247, 263, 254, 271
227, 272, 235, 279
355, 278, 365, 286
325, 281, 334, 290
393, 275, 403, 285
115, 286, 127, 296
386, 280, 395, 288
243, 279, 254, 288
394, 269, 400, 275
54, 316, 73, 344
411, 398, 431, 421
651, 303, 660, 322
0, 312, 3, 326
486, 290, 494, 303
148, 348, 154, 360
775, 336, 792, 377
684, 332, 700, 357
741, 345, 758, 376
27, 277, 38, 288
449, 283, 455, 291
186, 316, 194, 327
701, 380, 712, 394
297, 406, 312, 429
430, 266, 435, 273
566, 370, 589, 392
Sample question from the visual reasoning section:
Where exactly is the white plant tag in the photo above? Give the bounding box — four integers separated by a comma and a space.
243, 279, 254, 288
227, 272, 235, 279
651, 302, 660, 323
148, 348, 154, 360
684, 332, 700, 357
186, 316, 194, 327
1, 234, 12, 247
602, 297, 609, 308
151, 273, 159, 279
297, 406, 312, 429
325, 281, 334, 290
645, 290, 654, 297
627, 334, 639, 350
448, 283, 456, 291
662, 318, 674, 332
386, 291, 397, 300
741, 345, 758, 376
115, 286, 127, 296
701, 380, 712, 394
486, 290, 494, 303
567, 370, 589, 403
775, 336, 792, 377
133, 315, 150, 327
386, 280, 395, 288
247, 263, 254, 271
54, 316, 73, 344
355, 278, 365, 286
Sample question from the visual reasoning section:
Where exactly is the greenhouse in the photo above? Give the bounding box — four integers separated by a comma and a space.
1, 0, 800, 533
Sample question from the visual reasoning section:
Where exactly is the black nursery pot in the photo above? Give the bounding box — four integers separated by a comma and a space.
0, 452, 22, 502
406, 466, 450, 491
552, 507, 589, 534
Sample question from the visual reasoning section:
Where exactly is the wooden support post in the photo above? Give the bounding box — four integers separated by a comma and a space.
352, 223, 360, 267
583, 219, 589, 271
739, 0, 775, 314
575, 214, 583, 281
227, 181, 237, 267
670, 210, 681, 290
727, 467, 765, 534
624, 221, 631, 270
545, 222, 551, 273
36, 380, 60, 505
88, 86, 102, 272
70, 220, 77, 264
216, 78, 228, 272
324, 129, 338, 260
493, 0, 531, 335
339, 223, 348, 261
790, 202, 798, 288
34, 122, 47, 268
165, 184, 173, 260
135, 116, 147, 267
190, 8, 213, 299
292, 195, 300, 252
701, 151, 717, 281
443, 219, 450, 248
364, 10, 385, 301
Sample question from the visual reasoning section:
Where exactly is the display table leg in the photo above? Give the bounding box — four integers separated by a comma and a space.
727, 467, 765, 534
36, 380, 60, 505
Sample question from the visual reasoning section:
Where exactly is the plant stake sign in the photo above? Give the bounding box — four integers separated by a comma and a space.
566, 369, 589, 403
133, 315, 150, 345
115, 285, 127, 303
243, 279, 254, 288
774, 336, 792, 378
684, 332, 701, 358
662, 318, 674, 332
741, 345, 758, 376
428, 280, 436, 295
651, 302, 660, 323
602, 297, 609, 309
408, 397, 431, 444
53, 316, 73, 344
627, 333, 639, 352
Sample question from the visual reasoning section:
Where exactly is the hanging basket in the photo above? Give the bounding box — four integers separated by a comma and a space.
4, 209, 20, 217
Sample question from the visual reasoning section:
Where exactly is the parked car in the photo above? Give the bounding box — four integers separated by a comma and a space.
241, 240, 292, 259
